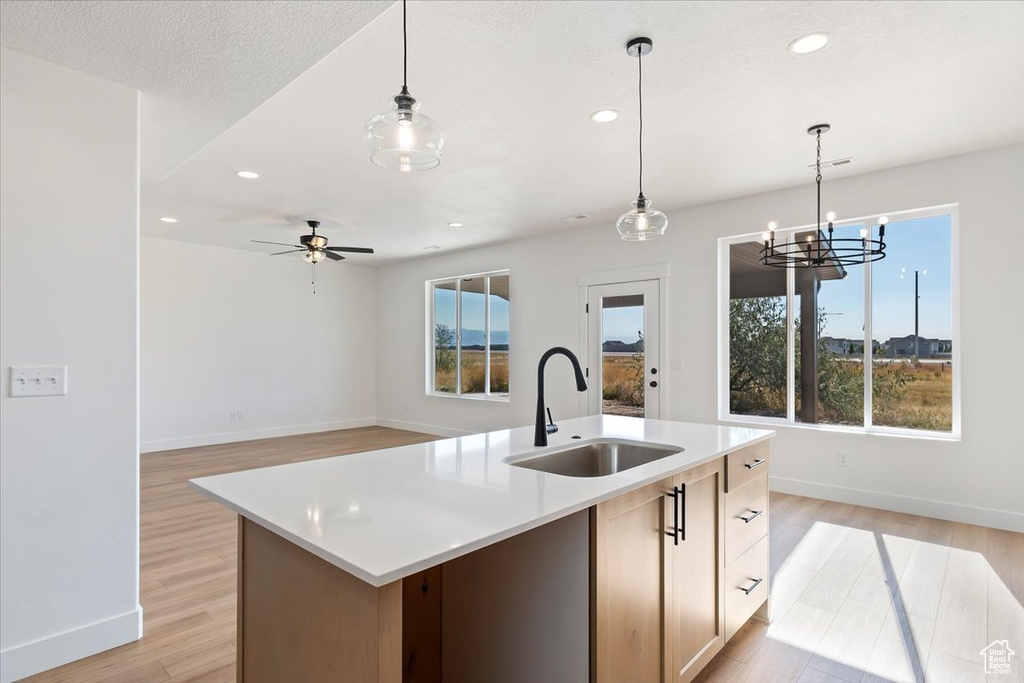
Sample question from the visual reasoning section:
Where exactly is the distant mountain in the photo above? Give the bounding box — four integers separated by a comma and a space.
459, 329, 508, 346
603, 340, 643, 353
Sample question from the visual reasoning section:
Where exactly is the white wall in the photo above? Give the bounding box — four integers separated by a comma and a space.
376, 144, 1024, 532
0, 49, 141, 681
141, 237, 378, 451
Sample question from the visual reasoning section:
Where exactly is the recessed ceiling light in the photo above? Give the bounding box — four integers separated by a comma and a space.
590, 109, 619, 123
235, 170, 260, 179
159, 217, 178, 223
788, 32, 831, 54
447, 222, 464, 228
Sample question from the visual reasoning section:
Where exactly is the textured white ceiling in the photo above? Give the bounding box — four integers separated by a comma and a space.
4, 1, 1023, 265
0, 0, 392, 178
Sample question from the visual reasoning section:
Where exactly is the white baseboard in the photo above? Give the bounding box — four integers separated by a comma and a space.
0, 605, 142, 683
375, 418, 471, 438
770, 476, 1024, 533
140, 418, 378, 453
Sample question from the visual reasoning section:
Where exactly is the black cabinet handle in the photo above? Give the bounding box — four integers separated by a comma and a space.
741, 577, 764, 595
744, 458, 766, 470
649, 380, 658, 388
679, 483, 686, 542
665, 487, 680, 546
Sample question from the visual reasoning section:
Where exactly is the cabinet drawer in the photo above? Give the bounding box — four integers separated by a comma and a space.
725, 475, 768, 565
725, 536, 768, 642
725, 442, 769, 493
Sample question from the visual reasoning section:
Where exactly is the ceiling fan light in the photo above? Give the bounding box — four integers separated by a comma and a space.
303, 250, 326, 264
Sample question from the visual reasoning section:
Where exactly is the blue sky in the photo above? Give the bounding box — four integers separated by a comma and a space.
603, 306, 644, 343
818, 214, 952, 341
434, 288, 510, 343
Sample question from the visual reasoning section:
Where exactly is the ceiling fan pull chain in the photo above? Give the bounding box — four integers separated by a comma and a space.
312, 263, 316, 294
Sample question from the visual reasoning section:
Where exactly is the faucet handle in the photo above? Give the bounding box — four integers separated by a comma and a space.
546, 407, 559, 435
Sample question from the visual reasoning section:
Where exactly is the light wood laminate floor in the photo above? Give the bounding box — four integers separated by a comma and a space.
23, 426, 438, 683
22, 428, 1024, 682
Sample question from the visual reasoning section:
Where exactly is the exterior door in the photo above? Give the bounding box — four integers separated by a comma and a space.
587, 280, 661, 418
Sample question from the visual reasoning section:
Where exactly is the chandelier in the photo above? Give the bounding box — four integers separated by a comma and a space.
760, 124, 886, 268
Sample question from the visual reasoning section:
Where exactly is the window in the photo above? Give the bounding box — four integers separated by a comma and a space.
429, 271, 510, 399
720, 206, 958, 437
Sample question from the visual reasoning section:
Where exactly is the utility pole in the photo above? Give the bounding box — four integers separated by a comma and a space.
914, 270, 920, 360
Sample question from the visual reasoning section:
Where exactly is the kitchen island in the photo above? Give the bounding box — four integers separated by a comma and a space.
190, 415, 774, 683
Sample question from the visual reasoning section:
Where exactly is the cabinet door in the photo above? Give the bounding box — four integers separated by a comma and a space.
592, 476, 676, 683
666, 458, 725, 683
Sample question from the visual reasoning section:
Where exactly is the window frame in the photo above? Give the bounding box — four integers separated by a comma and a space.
426, 269, 511, 401
717, 204, 960, 440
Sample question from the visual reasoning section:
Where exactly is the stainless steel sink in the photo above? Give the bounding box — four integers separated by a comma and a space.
509, 440, 682, 477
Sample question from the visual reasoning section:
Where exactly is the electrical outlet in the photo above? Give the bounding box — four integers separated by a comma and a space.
670, 357, 684, 370
838, 452, 850, 467
237, 410, 245, 421
229, 411, 238, 422
403, 404, 410, 414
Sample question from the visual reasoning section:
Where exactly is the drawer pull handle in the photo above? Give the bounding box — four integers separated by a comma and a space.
740, 509, 764, 524
744, 458, 766, 470
741, 577, 764, 595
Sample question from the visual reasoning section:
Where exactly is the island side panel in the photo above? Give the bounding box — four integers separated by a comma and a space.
401, 566, 442, 682
238, 517, 402, 683
441, 510, 590, 683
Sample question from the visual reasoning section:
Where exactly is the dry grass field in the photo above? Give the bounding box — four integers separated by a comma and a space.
873, 361, 953, 431
435, 349, 509, 395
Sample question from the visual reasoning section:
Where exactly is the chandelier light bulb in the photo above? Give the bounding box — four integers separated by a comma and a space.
825, 211, 837, 222
762, 232, 770, 241
879, 216, 889, 225
768, 221, 778, 231
860, 227, 869, 238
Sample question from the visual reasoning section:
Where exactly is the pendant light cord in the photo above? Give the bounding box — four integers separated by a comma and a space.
638, 45, 644, 197
402, 0, 408, 90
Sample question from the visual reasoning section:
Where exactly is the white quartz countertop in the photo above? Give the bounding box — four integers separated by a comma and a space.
189, 416, 773, 587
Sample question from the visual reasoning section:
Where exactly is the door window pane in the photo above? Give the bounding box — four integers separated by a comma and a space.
488, 274, 510, 396
601, 295, 645, 417
729, 241, 787, 418
871, 215, 953, 431
460, 277, 486, 395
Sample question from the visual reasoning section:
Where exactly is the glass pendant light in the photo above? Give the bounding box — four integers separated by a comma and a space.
617, 37, 667, 241
364, 0, 444, 171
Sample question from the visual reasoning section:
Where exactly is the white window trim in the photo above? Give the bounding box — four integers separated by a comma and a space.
717, 203, 961, 440
425, 269, 511, 401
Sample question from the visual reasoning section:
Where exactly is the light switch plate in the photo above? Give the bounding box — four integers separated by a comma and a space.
9, 366, 67, 397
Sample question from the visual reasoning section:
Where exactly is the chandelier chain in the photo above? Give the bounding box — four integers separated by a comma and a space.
402, 0, 408, 90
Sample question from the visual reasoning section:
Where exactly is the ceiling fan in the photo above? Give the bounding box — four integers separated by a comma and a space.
252, 220, 374, 264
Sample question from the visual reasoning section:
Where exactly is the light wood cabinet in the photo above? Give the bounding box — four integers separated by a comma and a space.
592, 445, 769, 683
666, 459, 726, 683
591, 477, 672, 683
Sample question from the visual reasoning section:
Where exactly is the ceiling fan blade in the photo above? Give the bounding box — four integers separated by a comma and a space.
270, 249, 305, 256
323, 250, 346, 261
252, 240, 303, 248
325, 246, 375, 254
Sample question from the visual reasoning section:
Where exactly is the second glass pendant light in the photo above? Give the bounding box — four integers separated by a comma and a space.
617, 37, 667, 241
